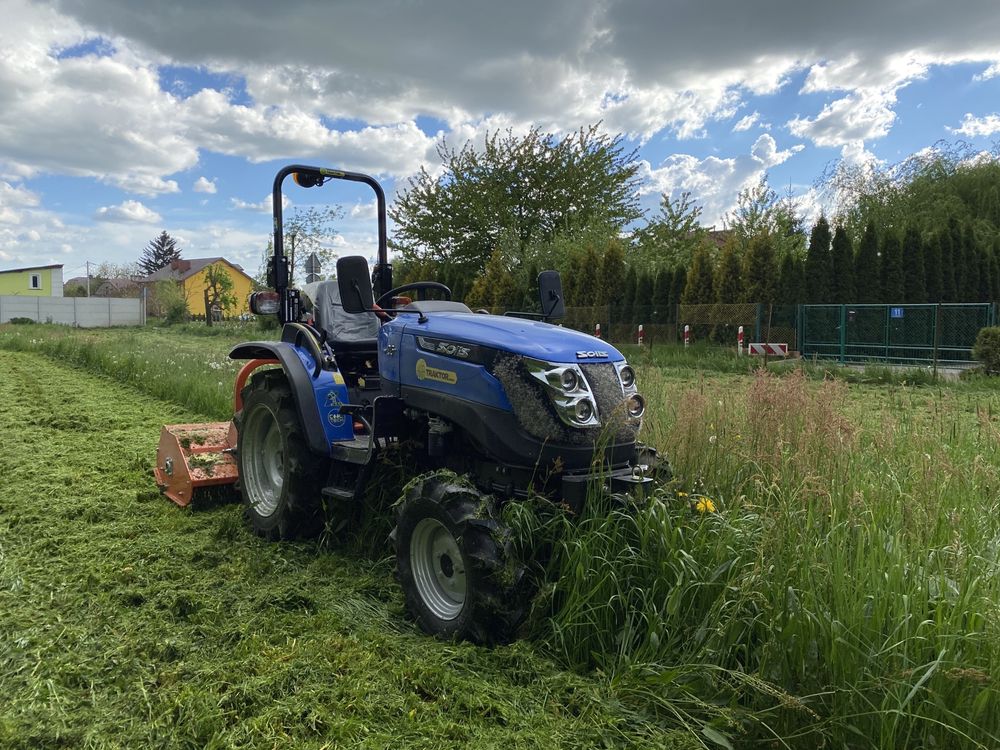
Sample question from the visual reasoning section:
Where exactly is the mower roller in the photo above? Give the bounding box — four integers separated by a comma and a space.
154, 164, 660, 643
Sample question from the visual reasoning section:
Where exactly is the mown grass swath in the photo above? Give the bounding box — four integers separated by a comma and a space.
2, 323, 1000, 747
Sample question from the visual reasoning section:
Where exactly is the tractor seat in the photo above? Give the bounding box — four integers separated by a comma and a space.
300, 280, 379, 352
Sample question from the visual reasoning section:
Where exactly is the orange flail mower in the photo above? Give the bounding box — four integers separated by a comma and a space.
154, 358, 277, 506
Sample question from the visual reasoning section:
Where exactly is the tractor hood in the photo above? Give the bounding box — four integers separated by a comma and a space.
398, 312, 624, 364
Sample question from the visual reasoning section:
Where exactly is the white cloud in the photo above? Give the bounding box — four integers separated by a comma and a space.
193, 176, 217, 193
839, 140, 882, 167
230, 193, 289, 213
94, 199, 161, 223
750, 133, 803, 168
975, 63, 1000, 81
732, 112, 760, 132
949, 112, 1000, 138
0, 181, 40, 208
788, 92, 898, 147
348, 200, 377, 220
640, 134, 804, 225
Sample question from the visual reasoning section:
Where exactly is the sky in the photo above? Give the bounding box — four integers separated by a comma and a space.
2, 0, 1000, 281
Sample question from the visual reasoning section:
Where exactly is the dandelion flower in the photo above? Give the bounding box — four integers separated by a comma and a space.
694, 497, 717, 514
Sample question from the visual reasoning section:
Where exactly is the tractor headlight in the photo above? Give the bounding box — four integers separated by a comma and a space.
523, 358, 601, 427
626, 394, 645, 418
618, 365, 635, 389
560, 368, 580, 392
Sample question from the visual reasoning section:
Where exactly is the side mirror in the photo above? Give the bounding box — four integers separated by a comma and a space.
538, 270, 565, 321
337, 256, 375, 313
249, 291, 280, 316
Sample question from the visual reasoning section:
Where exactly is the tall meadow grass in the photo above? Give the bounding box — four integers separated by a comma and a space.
511, 367, 1000, 747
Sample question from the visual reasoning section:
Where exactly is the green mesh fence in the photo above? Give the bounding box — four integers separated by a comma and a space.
480, 302, 996, 364
800, 303, 996, 365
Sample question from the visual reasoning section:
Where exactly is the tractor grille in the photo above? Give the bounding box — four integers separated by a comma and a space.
490, 356, 637, 444
580, 363, 636, 443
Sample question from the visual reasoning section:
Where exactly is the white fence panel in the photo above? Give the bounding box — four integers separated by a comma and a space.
0, 296, 144, 327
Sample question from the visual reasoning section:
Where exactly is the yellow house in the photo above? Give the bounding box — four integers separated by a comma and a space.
0, 264, 64, 296
143, 258, 254, 316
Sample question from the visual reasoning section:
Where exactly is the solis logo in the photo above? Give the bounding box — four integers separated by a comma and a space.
576, 350, 609, 358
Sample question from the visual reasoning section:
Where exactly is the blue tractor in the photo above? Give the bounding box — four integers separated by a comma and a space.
159, 165, 656, 643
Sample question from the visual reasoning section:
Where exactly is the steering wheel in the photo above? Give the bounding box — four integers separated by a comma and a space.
375, 282, 452, 308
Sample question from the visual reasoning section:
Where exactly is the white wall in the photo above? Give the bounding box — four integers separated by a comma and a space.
0, 295, 143, 327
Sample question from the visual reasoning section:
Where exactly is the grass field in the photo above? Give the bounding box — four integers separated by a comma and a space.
2, 322, 1000, 748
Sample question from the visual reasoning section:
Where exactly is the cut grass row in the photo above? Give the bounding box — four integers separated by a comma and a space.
0, 349, 692, 749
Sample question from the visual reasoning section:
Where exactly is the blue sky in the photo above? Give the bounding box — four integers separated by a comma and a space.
2, 0, 1000, 281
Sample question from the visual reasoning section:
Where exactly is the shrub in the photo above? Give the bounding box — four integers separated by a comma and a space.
8, 317, 35, 325
972, 326, 1000, 373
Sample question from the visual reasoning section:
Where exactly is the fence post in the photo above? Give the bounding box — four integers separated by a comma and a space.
932, 303, 941, 378
884, 306, 890, 361
37, 296, 41, 323
839, 304, 846, 364
795, 304, 801, 353
754, 303, 763, 342
108, 298, 112, 327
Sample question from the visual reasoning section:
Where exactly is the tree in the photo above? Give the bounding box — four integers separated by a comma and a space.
634, 271, 654, 324
805, 217, 832, 303
620, 266, 637, 325
653, 267, 673, 313
830, 226, 855, 302
599, 241, 627, 308
777, 252, 805, 304
855, 220, 881, 303
670, 266, 687, 317
923, 228, 943, 302
635, 191, 708, 270
202, 264, 237, 326
682, 247, 715, 305
726, 177, 781, 248
940, 231, 958, 302
901, 225, 926, 303
714, 237, 743, 304
949, 218, 967, 301
152, 280, 188, 324
465, 245, 520, 311
139, 231, 181, 275
283, 205, 343, 286
962, 227, 980, 302
742, 233, 777, 304
880, 231, 905, 302
391, 125, 642, 277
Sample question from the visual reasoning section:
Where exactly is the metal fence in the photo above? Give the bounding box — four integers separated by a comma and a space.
543, 302, 996, 366
799, 303, 995, 365
0, 295, 145, 327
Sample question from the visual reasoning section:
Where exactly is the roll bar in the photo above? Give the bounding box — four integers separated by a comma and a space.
269, 165, 391, 324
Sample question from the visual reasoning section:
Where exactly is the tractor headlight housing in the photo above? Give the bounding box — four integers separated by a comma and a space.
523, 359, 601, 427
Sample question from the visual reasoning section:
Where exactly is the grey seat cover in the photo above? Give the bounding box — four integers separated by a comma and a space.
301, 280, 379, 344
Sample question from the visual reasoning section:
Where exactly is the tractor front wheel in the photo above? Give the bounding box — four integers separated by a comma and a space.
235, 371, 324, 540
393, 472, 528, 644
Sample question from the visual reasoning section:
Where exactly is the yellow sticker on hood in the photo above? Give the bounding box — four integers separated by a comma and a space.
416, 358, 458, 385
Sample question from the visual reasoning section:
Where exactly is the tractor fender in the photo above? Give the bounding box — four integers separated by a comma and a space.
229, 341, 330, 456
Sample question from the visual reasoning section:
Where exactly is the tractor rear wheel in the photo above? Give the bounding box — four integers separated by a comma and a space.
393, 472, 529, 644
235, 371, 324, 540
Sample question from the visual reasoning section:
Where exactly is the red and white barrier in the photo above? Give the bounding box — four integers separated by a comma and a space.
748, 342, 788, 356
683, 324, 690, 348
595, 322, 602, 339
637, 324, 644, 346
737, 325, 744, 356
